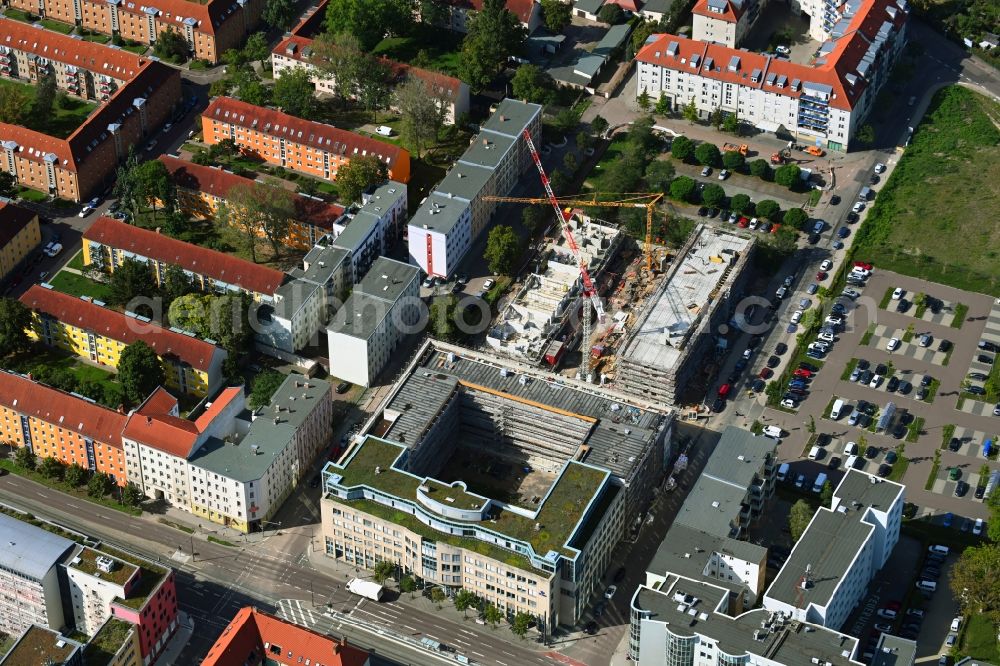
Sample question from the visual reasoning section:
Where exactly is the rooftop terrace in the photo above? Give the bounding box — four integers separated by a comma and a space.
82, 618, 135, 666
67, 547, 138, 588
0, 626, 82, 666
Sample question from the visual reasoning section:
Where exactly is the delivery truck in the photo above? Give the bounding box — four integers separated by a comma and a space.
347, 578, 386, 601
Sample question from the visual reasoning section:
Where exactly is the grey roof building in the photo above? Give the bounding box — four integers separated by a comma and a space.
871, 633, 917, 666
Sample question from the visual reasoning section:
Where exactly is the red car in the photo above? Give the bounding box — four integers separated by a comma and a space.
816, 271, 828, 280
770, 223, 781, 234
793, 369, 813, 378
738, 217, 750, 228
884, 600, 902, 612
717, 383, 732, 398
759, 368, 773, 379
854, 261, 874, 270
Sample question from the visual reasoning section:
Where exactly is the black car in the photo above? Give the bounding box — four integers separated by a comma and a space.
980, 340, 1000, 353
698, 207, 709, 216
976, 485, 987, 499
916, 387, 929, 400
968, 386, 986, 396
707, 208, 719, 218
767, 355, 781, 368
896, 299, 910, 313
955, 481, 969, 497
857, 359, 870, 370
751, 379, 766, 392
828, 456, 841, 469
949, 437, 962, 452
584, 621, 599, 635
887, 376, 900, 392
594, 601, 606, 618
979, 354, 995, 364
921, 374, 933, 387
875, 363, 888, 376
830, 195, 841, 205
799, 362, 820, 372
808, 233, 821, 244
712, 398, 726, 413
865, 446, 879, 459
939, 339, 952, 352
878, 463, 891, 477
969, 372, 989, 381
899, 380, 912, 395
336, 382, 351, 394
870, 174, 880, 185
831, 303, 847, 315
775, 342, 788, 355
893, 424, 907, 439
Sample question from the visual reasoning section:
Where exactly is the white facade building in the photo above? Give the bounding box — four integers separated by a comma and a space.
0, 514, 73, 637
332, 181, 408, 283
64, 548, 139, 636
408, 99, 541, 277
635, 0, 909, 151
265, 245, 349, 353
326, 257, 420, 386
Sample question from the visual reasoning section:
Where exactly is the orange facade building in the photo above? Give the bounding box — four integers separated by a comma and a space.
0, 371, 127, 484
201, 97, 410, 187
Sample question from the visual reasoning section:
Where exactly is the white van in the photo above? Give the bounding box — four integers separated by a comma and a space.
845, 454, 859, 470
928, 544, 950, 556
843, 441, 858, 456
777, 463, 790, 482
763, 425, 783, 439
812, 473, 828, 493
808, 446, 822, 460
375, 125, 394, 137
830, 399, 846, 420
916, 580, 937, 592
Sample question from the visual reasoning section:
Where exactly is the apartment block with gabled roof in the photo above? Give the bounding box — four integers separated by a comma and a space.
201, 97, 411, 184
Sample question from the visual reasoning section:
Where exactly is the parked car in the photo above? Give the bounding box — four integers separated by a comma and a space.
700, 166, 712, 177
718, 169, 730, 180
604, 585, 617, 600
887, 338, 900, 351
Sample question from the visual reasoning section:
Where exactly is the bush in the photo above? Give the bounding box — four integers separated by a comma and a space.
731, 193, 751, 214
783, 208, 808, 229
694, 142, 721, 167
749, 159, 772, 180
671, 136, 694, 161
722, 151, 745, 171
775, 164, 802, 189
669, 176, 697, 202
755, 199, 781, 221
701, 183, 726, 208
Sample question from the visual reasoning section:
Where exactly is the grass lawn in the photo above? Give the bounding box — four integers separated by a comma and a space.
49, 270, 112, 301
80, 32, 111, 44
120, 43, 149, 55
15, 186, 49, 203
961, 612, 1000, 662
2, 8, 34, 21
887, 453, 909, 481
0, 79, 97, 139
372, 25, 464, 77
66, 250, 86, 271
852, 86, 1000, 296
39, 18, 74, 33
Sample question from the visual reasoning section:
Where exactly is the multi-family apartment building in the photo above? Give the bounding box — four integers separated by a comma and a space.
330, 181, 408, 283
158, 155, 347, 250
21, 284, 227, 397
429, 0, 541, 33
123, 375, 331, 532
325, 257, 420, 387
691, 0, 766, 47
0, 370, 128, 483
0, 625, 84, 666
3, 0, 262, 63
635, 0, 909, 151
0, 512, 178, 665
0, 513, 75, 637
320, 340, 674, 629
202, 97, 410, 184
763, 469, 904, 629
0, 199, 41, 282
202, 607, 371, 666
272, 0, 470, 125
408, 99, 541, 278
0, 23, 181, 201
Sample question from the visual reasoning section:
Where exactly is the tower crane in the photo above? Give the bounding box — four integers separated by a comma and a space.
485, 129, 665, 380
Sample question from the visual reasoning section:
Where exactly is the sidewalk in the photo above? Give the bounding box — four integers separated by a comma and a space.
154, 611, 194, 666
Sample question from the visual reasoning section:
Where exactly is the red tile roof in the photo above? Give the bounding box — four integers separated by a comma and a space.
194, 386, 243, 431
0, 18, 147, 78
607, 0, 641, 12
691, 0, 741, 22
0, 201, 37, 247
0, 122, 77, 172
111, 0, 238, 36
637, 0, 908, 112
202, 607, 370, 666
203, 97, 407, 173
158, 155, 345, 230
0, 370, 126, 448
83, 217, 286, 296
121, 387, 200, 458
443, 0, 536, 24
20, 285, 224, 372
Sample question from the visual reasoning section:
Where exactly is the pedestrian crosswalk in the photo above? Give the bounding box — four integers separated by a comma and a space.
277, 598, 319, 628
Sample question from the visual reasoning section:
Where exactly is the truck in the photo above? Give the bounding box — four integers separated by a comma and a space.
346, 578, 386, 601
805, 146, 825, 157
723, 143, 749, 156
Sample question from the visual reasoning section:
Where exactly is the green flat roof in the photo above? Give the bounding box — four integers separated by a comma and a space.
68, 547, 138, 587
83, 619, 134, 666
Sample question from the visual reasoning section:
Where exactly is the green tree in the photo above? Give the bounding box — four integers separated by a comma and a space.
731, 193, 751, 214
133, 159, 176, 222
521, 206, 544, 237
231, 68, 271, 106
789, 499, 813, 540
950, 543, 1000, 626
242, 32, 271, 63
671, 135, 694, 161
87, 472, 114, 498
540, 0, 571, 31
749, 158, 771, 180
336, 154, 388, 204
591, 115, 608, 137
770, 224, 798, 254
273, 68, 319, 120
32, 70, 57, 122
454, 589, 478, 617
169, 294, 252, 356
0, 297, 31, 359
0, 170, 15, 199
722, 112, 739, 134
576, 131, 592, 152
122, 483, 144, 507
563, 152, 578, 175
550, 108, 579, 137
709, 107, 724, 128
311, 32, 367, 101
598, 3, 625, 23
161, 265, 196, 305
682, 97, 698, 122
774, 164, 802, 189
38, 456, 64, 480
262, 0, 298, 30
510, 611, 532, 638
695, 142, 721, 167
430, 586, 447, 608
14, 445, 35, 470
428, 296, 460, 342
669, 175, 696, 202
118, 341, 166, 406
153, 29, 190, 62
987, 490, 1000, 542
0, 83, 31, 124
722, 151, 745, 171
511, 64, 555, 105
458, 0, 527, 91
483, 603, 503, 628
395, 75, 447, 158
419, 0, 449, 25
637, 90, 651, 112
107, 257, 158, 308
373, 560, 396, 584
324, 0, 412, 51
755, 199, 781, 221
484, 225, 520, 276
249, 370, 287, 409
644, 160, 676, 193
65, 463, 88, 487
701, 183, 726, 208
654, 91, 670, 115
855, 124, 875, 146
808, 415, 816, 434
399, 575, 417, 598
783, 208, 808, 230
223, 180, 295, 258
820, 481, 833, 507
355, 58, 392, 122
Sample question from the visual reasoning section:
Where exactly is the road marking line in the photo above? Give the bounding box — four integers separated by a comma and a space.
403, 625, 418, 632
